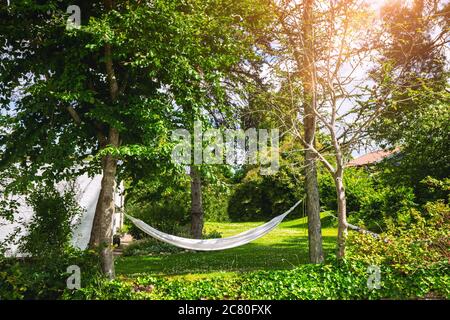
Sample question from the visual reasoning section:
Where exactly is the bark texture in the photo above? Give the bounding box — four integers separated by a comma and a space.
190, 165, 204, 239
334, 167, 348, 259
88, 130, 119, 278
302, 0, 324, 264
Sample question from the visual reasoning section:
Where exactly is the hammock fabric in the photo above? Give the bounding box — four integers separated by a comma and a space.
125, 199, 302, 251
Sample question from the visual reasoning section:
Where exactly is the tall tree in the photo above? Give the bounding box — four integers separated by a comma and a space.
0, 0, 272, 275
298, 0, 324, 263
267, 0, 424, 258
369, 0, 449, 201
270, 0, 325, 262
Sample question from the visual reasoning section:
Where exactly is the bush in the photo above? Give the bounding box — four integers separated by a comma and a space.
347, 199, 449, 275
203, 229, 222, 239
19, 184, 84, 257
228, 166, 304, 221
125, 171, 231, 238
319, 168, 417, 232
0, 249, 101, 300
62, 277, 138, 300
0, 182, 106, 300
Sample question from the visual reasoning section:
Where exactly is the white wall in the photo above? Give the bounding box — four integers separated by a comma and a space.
0, 174, 123, 256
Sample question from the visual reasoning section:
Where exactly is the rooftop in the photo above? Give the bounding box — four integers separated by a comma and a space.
347, 148, 400, 167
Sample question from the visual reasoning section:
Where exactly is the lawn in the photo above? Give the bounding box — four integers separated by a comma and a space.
115, 214, 337, 279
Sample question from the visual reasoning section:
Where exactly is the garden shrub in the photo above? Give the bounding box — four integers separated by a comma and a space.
125, 170, 231, 239
319, 167, 417, 232
347, 198, 449, 276
63, 276, 138, 300
228, 166, 304, 221
0, 249, 101, 300
18, 184, 84, 257
0, 184, 103, 300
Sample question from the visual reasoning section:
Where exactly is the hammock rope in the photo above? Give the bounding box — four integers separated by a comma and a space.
125, 199, 303, 251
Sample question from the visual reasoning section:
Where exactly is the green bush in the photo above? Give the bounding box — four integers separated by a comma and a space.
228, 166, 304, 221
0, 249, 101, 300
125, 170, 231, 238
62, 277, 138, 300
319, 168, 417, 231
347, 199, 450, 275
203, 229, 222, 239
0, 257, 28, 300
0, 184, 103, 300
126, 200, 190, 240
319, 167, 373, 214
19, 184, 83, 257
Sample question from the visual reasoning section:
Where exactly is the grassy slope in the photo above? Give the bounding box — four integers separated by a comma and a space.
115, 214, 337, 279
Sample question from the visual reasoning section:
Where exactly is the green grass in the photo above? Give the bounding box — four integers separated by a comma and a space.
115, 214, 337, 279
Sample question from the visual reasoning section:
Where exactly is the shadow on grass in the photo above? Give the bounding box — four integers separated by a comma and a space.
115, 235, 337, 277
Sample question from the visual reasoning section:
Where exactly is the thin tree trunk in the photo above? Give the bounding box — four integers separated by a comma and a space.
305, 151, 324, 263
190, 165, 204, 239
88, 129, 119, 279
334, 166, 347, 259
302, 0, 324, 264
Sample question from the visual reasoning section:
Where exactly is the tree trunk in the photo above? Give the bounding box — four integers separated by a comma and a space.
190, 165, 204, 239
305, 151, 324, 263
302, 0, 324, 264
89, 1, 121, 277
89, 128, 119, 279
334, 167, 347, 259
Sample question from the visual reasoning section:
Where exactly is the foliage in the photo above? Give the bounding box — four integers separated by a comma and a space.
0, 0, 274, 211
62, 277, 138, 300
60, 258, 449, 300
125, 167, 232, 239
2, 207, 448, 300
126, 178, 191, 239
319, 167, 417, 231
0, 183, 97, 300
376, 102, 450, 204
369, 0, 449, 205
0, 249, 101, 300
18, 184, 83, 257
420, 176, 450, 202
202, 168, 233, 222
347, 199, 450, 275
370, 0, 448, 144
228, 165, 304, 221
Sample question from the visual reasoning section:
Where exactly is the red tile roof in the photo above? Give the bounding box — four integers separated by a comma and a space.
347, 148, 400, 167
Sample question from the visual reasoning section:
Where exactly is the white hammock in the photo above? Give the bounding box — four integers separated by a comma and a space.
125, 199, 302, 251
